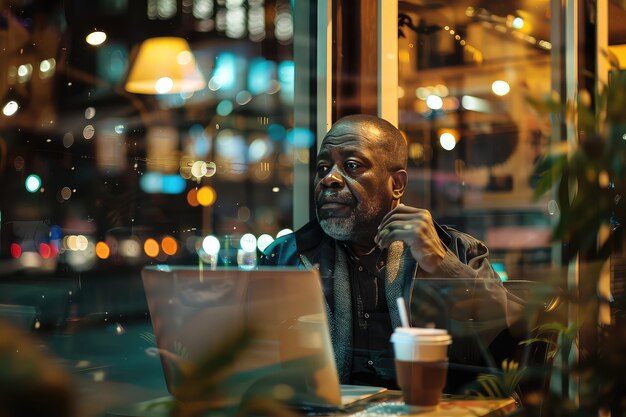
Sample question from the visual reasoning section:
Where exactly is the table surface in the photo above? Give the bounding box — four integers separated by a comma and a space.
105, 392, 517, 417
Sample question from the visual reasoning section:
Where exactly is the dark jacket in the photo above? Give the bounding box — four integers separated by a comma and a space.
260, 219, 517, 392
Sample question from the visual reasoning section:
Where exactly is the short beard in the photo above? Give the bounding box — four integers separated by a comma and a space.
319, 215, 357, 241
318, 199, 382, 242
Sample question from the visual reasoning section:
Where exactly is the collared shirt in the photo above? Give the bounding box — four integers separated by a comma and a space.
342, 244, 398, 389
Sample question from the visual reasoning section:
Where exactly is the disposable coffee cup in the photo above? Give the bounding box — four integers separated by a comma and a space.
390, 327, 452, 407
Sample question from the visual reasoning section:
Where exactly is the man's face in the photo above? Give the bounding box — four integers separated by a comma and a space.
314, 122, 395, 243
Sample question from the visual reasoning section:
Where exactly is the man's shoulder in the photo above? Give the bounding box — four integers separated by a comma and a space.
260, 220, 326, 266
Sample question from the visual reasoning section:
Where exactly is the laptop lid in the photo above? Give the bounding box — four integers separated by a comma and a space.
141, 265, 345, 408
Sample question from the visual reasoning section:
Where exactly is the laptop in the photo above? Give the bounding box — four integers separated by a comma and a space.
141, 265, 386, 412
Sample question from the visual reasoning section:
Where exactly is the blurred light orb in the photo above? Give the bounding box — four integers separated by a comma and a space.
248, 138, 269, 162
120, 238, 141, 258
240, 233, 257, 252
512, 17, 524, 29
491, 80, 511, 96
63, 132, 74, 148
39, 243, 52, 259
96, 242, 111, 259
216, 100, 233, 116
86, 31, 107, 46
197, 186, 217, 206
205, 161, 217, 177
272, 187, 279, 192
10, 243, 22, 259
18, 64, 32, 79
186, 188, 199, 207
416, 87, 429, 100
276, 229, 293, 238
61, 187, 72, 200
76, 235, 89, 251
40, 60, 51, 72
85, 107, 96, 119
191, 161, 208, 178
202, 235, 220, 255
161, 236, 178, 256
236, 90, 252, 105
144, 238, 160, 257
155, 77, 174, 94
114, 124, 125, 134
83, 125, 95, 140
425, 95, 443, 110
257, 234, 274, 252
66, 235, 77, 251
25, 174, 42, 193
439, 132, 457, 151
177, 50, 193, 65
2, 100, 19, 116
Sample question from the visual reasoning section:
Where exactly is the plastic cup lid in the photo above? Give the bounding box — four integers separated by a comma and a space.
390, 327, 452, 345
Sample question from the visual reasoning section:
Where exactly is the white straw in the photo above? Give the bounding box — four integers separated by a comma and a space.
396, 297, 410, 328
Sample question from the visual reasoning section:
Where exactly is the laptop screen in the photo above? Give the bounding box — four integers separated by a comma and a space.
141, 266, 342, 408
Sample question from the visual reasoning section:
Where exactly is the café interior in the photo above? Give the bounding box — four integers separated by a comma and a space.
1, 0, 626, 415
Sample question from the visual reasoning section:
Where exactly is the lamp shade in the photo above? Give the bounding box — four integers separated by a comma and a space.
124, 37, 206, 94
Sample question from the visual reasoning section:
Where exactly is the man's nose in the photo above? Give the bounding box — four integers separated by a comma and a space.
320, 166, 344, 188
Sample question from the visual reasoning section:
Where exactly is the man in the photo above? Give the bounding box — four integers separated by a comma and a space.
260, 115, 514, 390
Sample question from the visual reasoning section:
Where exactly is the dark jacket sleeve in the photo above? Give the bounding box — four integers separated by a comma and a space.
409, 226, 524, 393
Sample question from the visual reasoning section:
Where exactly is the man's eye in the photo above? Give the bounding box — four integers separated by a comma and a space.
317, 165, 330, 176
345, 161, 359, 171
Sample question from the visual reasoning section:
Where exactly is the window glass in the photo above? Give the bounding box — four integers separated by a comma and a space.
398, 0, 555, 280
0, 0, 297, 409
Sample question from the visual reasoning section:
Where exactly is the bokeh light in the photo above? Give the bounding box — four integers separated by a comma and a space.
276, 229, 293, 238
2, 101, 19, 116
144, 238, 160, 257
39, 243, 52, 259
10, 243, 22, 259
96, 241, 111, 259
25, 174, 42, 193
240, 233, 257, 252
492, 80, 511, 96
440, 132, 457, 151
120, 238, 141, 259
191, 161, 208, 178
426, 95, 443, 110
61, 187, 72, 200
257, 234, 274, 252
155, 77, 174, 94
202, 235, 220, 255
187, 188, 199, 206
83, 125, 95, 140
86, 31, 107, 46
161, 236, 178, 256
197, 186, 217, 206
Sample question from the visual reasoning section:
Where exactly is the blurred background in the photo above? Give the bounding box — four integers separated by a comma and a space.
1, 0, 625, 415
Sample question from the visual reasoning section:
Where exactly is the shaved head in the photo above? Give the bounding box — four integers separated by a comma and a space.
325, 114, 408, 172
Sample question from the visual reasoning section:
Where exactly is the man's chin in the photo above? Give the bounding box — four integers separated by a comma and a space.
318, 217, 355, 241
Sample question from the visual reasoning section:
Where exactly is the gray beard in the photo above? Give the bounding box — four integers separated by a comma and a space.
318, 199, 382, 241
319, 215, 357, 241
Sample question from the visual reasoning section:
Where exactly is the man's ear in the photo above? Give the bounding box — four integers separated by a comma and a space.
391, 170, 408, 200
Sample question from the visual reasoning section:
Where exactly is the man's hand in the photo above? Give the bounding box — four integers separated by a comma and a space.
374, 204, 446, 273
